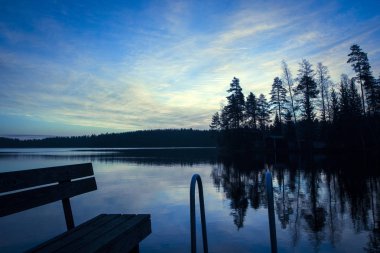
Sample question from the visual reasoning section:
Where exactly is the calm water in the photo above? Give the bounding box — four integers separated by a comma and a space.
0, 148, 379, 253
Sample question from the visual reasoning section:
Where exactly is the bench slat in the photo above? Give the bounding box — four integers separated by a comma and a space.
87, 214, 151, 253
0, 163, 94, 193
0, 177, 97, 217
26, 214, 108, 253
55, 214, 137, 252
27, 214, 133, 253
27, 214, 151, 253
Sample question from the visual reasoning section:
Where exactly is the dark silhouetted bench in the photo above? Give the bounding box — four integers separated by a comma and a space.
0, 163, 151, 253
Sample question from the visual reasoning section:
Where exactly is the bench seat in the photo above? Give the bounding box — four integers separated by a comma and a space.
27, 214, 151, 253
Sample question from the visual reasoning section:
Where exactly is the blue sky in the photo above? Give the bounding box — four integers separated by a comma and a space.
0, 0, 379, 136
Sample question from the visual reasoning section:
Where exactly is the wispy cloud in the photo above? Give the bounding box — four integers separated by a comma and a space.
0, 0, 379, 135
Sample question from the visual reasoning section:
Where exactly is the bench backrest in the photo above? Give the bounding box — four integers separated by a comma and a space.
0, 163, 97, 218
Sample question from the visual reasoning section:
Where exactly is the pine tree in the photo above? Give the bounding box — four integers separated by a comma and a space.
269, 77, 288, 125
210, 112, 221, 130
347, 44, 376, 115
245, 92, 258, 129
295, 59, 319, 122
225, 77, 245, 128
257, 94, 271, 130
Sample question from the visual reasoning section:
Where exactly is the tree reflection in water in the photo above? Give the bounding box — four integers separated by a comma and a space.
211, 155, 380, 252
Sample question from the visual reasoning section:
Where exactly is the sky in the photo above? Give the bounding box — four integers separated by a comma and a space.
0, 0, 379, 136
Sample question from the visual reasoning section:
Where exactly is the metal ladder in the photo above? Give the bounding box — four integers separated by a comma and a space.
190, 171, 276, 253
266, 169, 278, 253
190, 174, 208, 253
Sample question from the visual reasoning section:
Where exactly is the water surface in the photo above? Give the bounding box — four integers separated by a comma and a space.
0, 148, 379, 253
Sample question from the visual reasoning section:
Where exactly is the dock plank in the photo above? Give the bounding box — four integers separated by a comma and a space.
26, 214, 108, 253
54, 214, 137, 252
94, 214, 151, 253
29, 214, 151, 253
27, 214, 132, 253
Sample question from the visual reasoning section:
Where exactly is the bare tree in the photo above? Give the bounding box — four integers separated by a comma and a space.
282, 61, 298, 124
316, 63, 331, 122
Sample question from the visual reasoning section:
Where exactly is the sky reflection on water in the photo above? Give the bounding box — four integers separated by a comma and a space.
0, 149, 378, 253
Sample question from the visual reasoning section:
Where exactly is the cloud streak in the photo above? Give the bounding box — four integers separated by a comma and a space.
0, 0, 379, 135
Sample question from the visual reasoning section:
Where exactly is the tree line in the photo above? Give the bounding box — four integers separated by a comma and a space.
0, 129, 216, 148
210, 44, 380, 152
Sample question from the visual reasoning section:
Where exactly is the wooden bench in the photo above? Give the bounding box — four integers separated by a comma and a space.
0, 163, 151, 253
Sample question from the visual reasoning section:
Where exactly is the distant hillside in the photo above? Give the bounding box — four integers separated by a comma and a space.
0, 129, 217, 148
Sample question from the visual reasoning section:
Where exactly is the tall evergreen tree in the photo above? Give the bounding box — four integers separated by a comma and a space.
225, 77, 245, 128
347, 44, 376, 115
256, 94, 271, 130
316, 63, 330, 122
295, 59, 319, 122
269, 77, 288, 125
282, 61, 298, 124
245, 92, 258, 129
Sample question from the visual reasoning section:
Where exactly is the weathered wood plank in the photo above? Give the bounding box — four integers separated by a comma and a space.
28, 214, 151, 253
26, 214, 108, 253
76, 215, 151, 253
0, 177, 97, 217
54, 214, 137, 253
0, 163, 93, 193
27, 214, 133, 253
94, 214, 151, 253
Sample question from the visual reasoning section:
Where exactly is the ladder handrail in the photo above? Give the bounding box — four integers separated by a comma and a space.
265, 169, 278, 253
190, 174, 208, 253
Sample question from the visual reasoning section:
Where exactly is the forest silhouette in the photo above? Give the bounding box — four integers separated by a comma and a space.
210, 44, 380, 155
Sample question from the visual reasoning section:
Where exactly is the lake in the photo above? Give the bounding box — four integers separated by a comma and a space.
0, 148, 379, 253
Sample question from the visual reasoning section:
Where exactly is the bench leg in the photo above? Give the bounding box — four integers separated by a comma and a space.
62, 198, 75, 230
129, 245, 139, 253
